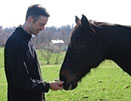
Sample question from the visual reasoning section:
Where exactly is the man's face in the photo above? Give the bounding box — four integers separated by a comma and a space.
30, 16, 48, 35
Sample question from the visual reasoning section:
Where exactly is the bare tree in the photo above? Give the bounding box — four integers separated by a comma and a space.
40, 48, 53, 65
32, 25, 72, 49
52, 45, 61, 64
0, 27, 15, 47
54, 52, 61, 64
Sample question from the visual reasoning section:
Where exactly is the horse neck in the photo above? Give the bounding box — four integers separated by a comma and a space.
95, 24, 131, 75
99, 25, 131, 60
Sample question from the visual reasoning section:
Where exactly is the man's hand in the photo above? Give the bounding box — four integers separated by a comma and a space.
49, 80, 64, 91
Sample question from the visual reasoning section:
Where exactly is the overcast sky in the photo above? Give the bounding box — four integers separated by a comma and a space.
0, 0, 131, 28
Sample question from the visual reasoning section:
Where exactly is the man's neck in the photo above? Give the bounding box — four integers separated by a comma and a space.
22, 23, 32, 35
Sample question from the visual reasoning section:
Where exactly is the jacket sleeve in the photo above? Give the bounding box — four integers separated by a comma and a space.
6, 40, 50, 93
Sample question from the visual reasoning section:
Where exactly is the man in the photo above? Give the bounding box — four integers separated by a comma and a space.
4, 4, 63, 101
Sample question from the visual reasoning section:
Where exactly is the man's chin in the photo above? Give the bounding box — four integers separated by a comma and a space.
32, 32, 38, 36
32, 34, 36, 37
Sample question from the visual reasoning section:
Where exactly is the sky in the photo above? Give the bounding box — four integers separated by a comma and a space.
0, 0, 131, 28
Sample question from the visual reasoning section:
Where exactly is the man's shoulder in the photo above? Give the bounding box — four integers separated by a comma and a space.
6, 34, 28, 49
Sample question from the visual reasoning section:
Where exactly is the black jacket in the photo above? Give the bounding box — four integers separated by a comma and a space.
4, 26, 49, 101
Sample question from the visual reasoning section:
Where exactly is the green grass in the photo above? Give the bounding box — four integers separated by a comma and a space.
0, 47, 131, 101
0, 47, 4, 68
44, 63, 131, 101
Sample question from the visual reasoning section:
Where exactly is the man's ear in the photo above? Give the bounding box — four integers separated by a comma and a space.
27, 16, 33, 23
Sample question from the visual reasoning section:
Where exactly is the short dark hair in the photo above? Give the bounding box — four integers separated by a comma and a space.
25, 4, 50, 21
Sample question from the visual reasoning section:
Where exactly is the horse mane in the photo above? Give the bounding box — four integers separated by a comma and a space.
89, 20, 113, 27
71, 19, 131, 44
70, 20, 117, 47
72, 20, 114, 34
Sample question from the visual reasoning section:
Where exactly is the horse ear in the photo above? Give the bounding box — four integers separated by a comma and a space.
75, 16, 81, 25
81, 15, 90, 27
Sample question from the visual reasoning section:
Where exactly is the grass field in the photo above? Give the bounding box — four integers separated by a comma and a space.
0, 47, 131, 101
0, 47, 4, 68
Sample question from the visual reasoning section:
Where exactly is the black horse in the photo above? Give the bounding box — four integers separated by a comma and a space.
59, 15, 131, 90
